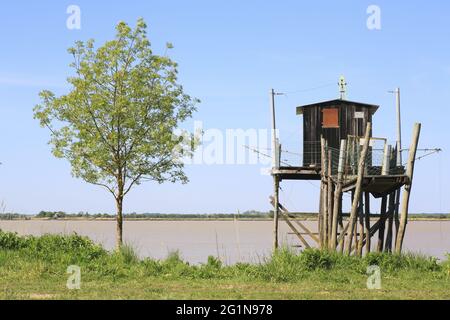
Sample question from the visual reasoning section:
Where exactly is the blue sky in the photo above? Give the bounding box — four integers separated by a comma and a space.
0, 0, 448, 214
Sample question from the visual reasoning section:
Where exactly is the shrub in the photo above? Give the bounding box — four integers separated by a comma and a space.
0, 230, 106, 264
0, 230, 27, 250
205, 256, 222, 269
116, 244, 139, 264
363, 252, 441, 273
299, 249, 334, 270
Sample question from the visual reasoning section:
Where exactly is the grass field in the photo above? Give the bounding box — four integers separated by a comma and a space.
0, 230, 449, 300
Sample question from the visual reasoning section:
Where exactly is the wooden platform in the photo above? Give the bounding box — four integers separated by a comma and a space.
342, 175, 409, 198
271, 166, 321, 181
272, 167, 408, 198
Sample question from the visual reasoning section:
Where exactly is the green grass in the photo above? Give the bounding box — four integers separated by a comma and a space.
0, 230, 449, 300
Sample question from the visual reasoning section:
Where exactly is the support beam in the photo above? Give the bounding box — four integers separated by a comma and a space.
320, 137, 328, 249
272, 176, 280, 250
377, 196, 388, 252
364, 192, 371, 254
272, 200, 320, 245
395, 123, 421, 254
345, 122, 372, 255
394, 189, 401, 244
357, 195, 364, 256
290, 219, 320, 244
280, 212, 311, 249
318, 184, 324, 248
382, 144, 392, 176
331, 140, 346, 251
384, 191, 396, 252
327, 150, 333, 247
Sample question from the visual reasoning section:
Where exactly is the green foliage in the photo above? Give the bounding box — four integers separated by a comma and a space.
205, 255, 222, 269
33, 18, 199, 205
116, 243, 140, 264
0, 230, 106, 264
1, 232, 448, 287
364, 252, 441, 272
299, 249, 335, 270
0, 230, 28, 250
36, 211, 67, 218
0, 213, 31, 221
32, 212, 274, 220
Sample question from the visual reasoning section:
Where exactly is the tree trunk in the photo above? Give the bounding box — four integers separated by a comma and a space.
116, 195, 124, 250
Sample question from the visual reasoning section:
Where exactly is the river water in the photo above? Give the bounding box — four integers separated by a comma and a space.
0, 220, 448, 264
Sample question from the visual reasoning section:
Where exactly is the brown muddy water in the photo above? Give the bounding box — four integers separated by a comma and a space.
0, 220, 448, 264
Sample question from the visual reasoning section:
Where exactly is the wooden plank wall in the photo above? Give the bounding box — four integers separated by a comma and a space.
302, 103, 373, 167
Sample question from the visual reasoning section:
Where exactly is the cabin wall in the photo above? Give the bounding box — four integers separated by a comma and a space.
302, 104, 373, 167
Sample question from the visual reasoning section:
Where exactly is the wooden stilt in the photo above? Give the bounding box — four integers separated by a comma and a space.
377, 196, 388, 252
395, 123, 421, 254
353, 216, 358, 254
331, 140, 346, 251
364, 192, 371, 254
357, 195, 364, 256
280, 212, 310, 249
338, 195, 345, 253
384, 191, 396, 252
318, 184, 324, 249
320, 137, 327, 249
273, 176, 280, 250
394, 188, 401, 244
327, 150, 333, 248
338, 224, 345, 253
345, 123, 372, 255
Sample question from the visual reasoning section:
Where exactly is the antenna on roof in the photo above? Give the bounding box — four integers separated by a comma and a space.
339, 76, 347, 100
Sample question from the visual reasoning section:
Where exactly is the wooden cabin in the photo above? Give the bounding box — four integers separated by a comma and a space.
296, 99, 379, 167
271, 81, 420, 256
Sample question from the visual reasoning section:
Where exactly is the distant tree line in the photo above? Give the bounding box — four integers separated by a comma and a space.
2, 211, 448, 221
33, 210, 274, 220
0, 213, 32, 220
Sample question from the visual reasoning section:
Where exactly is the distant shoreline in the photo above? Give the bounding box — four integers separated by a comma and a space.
1, 216, 450, 222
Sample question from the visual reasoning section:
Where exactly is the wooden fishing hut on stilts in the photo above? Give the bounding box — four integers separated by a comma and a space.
270, 78, 421, 256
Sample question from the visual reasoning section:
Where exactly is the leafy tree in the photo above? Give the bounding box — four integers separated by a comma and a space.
34, 19, 199, 249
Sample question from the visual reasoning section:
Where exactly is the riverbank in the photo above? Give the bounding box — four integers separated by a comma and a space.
0, 231, 449, 300
1, 219, 449, 263
2, 213, 450, 222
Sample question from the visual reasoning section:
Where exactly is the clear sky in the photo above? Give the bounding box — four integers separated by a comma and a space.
0, 0, 448, 215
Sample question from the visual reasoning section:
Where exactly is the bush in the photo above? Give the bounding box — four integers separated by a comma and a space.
299, 249, 334, 270
0, 230, 28, 250
0, 230, 106, 264
363, 252, 441, 273
116, 244, 139, 264
205, 256, 222, 269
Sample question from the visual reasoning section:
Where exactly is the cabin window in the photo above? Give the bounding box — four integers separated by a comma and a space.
322, 108, 339, 128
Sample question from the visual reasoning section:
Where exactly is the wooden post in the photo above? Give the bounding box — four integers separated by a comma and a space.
331, 139, 346, 251
353, 215, 358, 254
345, 123, 372, 255
280, 212, 310, 249
384, 191, 396, 252
394, 188, 401, 243
376, 196, 387, 252
273, 176, 280, 251
327, 150, 333, 247
382, 144, 392, 176
338, 224, 345, 253
320, 137, 327, 249
337, 192, 351, 253
395, 123, 421, 254
364, 192, 371, 254
318, 184, 324, 249
357, 195, 364, 256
